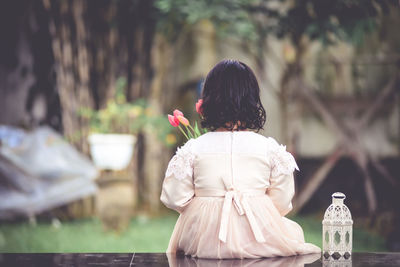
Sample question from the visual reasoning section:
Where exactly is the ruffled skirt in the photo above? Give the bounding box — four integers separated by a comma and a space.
167, 195, 321, 259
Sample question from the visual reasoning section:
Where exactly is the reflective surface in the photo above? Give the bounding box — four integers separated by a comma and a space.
0, 252, 399, 267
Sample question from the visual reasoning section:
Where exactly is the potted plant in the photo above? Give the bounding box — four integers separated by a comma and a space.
80, 77, 175, 171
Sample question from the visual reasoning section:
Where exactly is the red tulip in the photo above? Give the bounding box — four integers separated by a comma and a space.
168, 114, 179, 127
173, 109, 184, 118
195, 99, 203, 115
177, 115, 189, 126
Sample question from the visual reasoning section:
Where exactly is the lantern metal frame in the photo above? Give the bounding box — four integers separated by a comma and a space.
322, 192, 353, 260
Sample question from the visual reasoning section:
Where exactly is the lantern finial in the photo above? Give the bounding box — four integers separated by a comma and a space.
332, 192, 345, 205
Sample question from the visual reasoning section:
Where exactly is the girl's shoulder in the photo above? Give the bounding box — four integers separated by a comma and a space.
236, 131, 282, 149
262, 136, 300, 174
175, 138, 196, 155
263, 135, 283, 149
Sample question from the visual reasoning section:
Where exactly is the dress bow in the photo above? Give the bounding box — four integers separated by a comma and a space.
218, 188, 266, 243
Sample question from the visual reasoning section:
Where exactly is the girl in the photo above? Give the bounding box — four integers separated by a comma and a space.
161, 59, 321, 259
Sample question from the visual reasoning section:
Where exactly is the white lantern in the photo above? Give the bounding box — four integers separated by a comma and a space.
322, 192, 353, 260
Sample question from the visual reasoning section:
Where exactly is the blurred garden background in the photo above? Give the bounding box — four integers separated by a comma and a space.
0, 0, 400, 253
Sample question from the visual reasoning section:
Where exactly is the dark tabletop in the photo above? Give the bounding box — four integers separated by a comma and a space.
0, 252, 400, 267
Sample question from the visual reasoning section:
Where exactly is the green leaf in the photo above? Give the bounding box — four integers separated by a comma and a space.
186, 126, 193, 139
194, 121, 201, 137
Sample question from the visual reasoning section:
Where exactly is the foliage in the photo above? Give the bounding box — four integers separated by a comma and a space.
154, 0, 260, 41
154, 0, 396, 46
79, 77, 177, 147
274, 0, 395, 46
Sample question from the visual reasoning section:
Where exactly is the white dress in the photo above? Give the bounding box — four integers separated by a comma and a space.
160, 131, 321, 259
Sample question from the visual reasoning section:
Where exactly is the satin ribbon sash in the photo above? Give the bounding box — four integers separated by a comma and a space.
195, 188, 267, 243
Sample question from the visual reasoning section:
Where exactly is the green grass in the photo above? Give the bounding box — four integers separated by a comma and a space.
0, 214, 387, 253
0, 215, 177, 253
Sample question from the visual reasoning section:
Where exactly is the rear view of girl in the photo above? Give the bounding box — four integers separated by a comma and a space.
161, 59, 321, 259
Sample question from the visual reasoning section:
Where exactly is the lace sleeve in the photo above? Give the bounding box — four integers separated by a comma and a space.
266, 137, 298, 216
165, 138, 196, 180
267, 137, 299, 178
161, 139, 196, 213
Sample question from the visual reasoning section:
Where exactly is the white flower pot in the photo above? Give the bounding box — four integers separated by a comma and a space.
88, 133, 136, 171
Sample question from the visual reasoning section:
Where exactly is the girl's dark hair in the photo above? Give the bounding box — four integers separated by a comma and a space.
200, 59, 266, 132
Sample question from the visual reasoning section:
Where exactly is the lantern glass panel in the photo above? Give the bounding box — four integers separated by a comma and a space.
334, 231, 340, 245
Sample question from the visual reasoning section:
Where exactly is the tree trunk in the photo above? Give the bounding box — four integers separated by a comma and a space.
44, 0, 161, 214
279, 39, 307, 150
44, 0, 93, 153
141, 34, 173, 213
